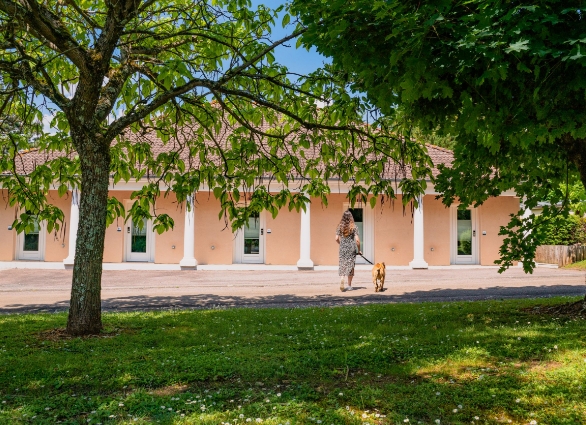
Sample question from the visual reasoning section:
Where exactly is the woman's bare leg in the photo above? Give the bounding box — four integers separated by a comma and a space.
348, 273, 354, 287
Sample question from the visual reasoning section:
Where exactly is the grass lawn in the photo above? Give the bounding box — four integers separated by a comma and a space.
1, 297, 585, 425
563, 260, 586, 271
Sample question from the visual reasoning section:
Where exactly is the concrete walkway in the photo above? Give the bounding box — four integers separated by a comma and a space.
1, 266, 585, 314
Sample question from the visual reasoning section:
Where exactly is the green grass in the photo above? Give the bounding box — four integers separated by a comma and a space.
563, 260, 586, 270
1, 298, 586, 425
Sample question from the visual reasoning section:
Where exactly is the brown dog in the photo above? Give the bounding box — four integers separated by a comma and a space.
372, 262, 386, 292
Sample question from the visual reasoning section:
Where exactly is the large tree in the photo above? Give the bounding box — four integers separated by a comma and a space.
0, 0, 432, 335
291, 0, 586, 271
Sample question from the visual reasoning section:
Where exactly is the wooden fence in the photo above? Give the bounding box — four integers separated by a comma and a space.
535, 245, 586, 267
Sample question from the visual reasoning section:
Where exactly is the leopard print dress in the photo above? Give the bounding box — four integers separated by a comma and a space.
337, 226, 357, 276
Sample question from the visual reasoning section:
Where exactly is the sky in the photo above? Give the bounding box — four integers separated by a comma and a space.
250, 0, 330, 75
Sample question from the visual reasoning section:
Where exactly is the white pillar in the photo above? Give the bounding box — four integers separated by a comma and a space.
409, 195, 428, 269
297, 201, 314, 270
63, 190, 79, 266
180, 194, 197, 268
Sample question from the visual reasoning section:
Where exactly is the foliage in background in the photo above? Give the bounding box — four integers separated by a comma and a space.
568, 181, 586, 217
1, 299, 585, 424
290, 0, 586, 273
539, 214, 586, 246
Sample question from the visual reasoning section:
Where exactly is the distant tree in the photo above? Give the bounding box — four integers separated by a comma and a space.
291, 0, 586, 271
0, 0, 432, 335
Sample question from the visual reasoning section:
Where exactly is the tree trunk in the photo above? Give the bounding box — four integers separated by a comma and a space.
66, 136, 111, 336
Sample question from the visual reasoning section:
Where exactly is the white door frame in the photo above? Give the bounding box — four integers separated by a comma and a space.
124, 217, 155, 262
450, 206, 479, 265
17, 217, 45, 261
342, 203, 374, 264
233, 211, 266, 264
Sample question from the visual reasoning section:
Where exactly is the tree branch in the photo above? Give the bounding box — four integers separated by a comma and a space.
0, 0, 89, 71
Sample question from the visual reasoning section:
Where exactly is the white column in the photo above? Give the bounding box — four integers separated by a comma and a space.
409, 195, 429, 269
63, 190, 79, 266
297, 201, 314, 270
180, 194, 197, 268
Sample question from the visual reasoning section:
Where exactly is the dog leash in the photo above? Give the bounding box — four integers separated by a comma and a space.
355, 252, 374, 265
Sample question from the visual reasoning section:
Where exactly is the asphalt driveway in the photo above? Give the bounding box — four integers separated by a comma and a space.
0, 266, 584, 313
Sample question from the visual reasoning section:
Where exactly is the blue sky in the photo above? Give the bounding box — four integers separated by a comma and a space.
250, 0, 330, 75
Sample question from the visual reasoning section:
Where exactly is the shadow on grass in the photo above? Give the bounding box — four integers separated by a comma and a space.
0, 284, 584, 314
1, 297, 586, 423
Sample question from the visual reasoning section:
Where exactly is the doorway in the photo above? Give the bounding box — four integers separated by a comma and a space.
233, 212, 265, 264
343, 204, 374, 264
17, 215, 45, 260
125, 217, 154, 262
451, 207, 479, 264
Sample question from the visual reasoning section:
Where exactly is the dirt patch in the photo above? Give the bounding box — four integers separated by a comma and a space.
150, 384, 189, 397
528, 360, 563, 374
523, 299, 586, 318
37, 327, 128, 341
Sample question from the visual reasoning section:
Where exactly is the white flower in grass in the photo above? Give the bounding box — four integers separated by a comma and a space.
255, 419, 262, 423
529, 421, 537, 425
404, 419, 409, 423
119, 403, 124, 407
45, 408, 50, 411
436, 392, 441, 396
474, 417, 479, 420
246, 419, 251, 423
516, 399, 521, 403
458, 405, 462, 409
160, 406, 165, 409
277, 393, 281, 397
339, 392, 343, 396
453, 409, 458, 413
554, 345, 558, 350
265, 399, 270, 403
435, 420, 440, 424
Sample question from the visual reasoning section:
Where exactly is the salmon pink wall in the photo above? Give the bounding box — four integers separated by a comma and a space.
265, 207, 300, 265
373, 196, 414, 266
0, 190, 16, 261
311, 194, 347, 266
479, 196, 520, 266
154, 194, 183, 264
43, 190, 70, 262
423, 195, 451, 266
103, 191, 133, 262
194, 195, 233, 264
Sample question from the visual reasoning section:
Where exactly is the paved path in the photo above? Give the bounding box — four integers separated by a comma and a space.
1, 266, 585, 313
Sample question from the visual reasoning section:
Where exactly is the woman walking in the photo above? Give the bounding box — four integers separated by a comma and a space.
335, 210, 361, 291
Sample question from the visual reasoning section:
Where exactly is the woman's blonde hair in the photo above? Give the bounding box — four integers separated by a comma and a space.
338, 210, 356, 237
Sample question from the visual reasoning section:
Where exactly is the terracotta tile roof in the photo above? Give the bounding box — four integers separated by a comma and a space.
7, 127, 454, 180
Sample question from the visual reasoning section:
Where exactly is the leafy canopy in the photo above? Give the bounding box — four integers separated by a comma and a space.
0, 0, 432, 234
291, 0, 586, 270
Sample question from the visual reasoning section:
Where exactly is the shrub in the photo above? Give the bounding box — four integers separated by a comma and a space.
540, 214, 586, 245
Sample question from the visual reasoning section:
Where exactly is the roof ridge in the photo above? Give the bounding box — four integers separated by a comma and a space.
18, 147, 40, 156
425, 143, 453, 154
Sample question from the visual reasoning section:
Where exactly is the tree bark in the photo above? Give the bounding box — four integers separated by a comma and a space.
66, 134, 111, 336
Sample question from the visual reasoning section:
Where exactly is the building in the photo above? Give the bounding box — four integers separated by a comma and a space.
0, 144, 518, 270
